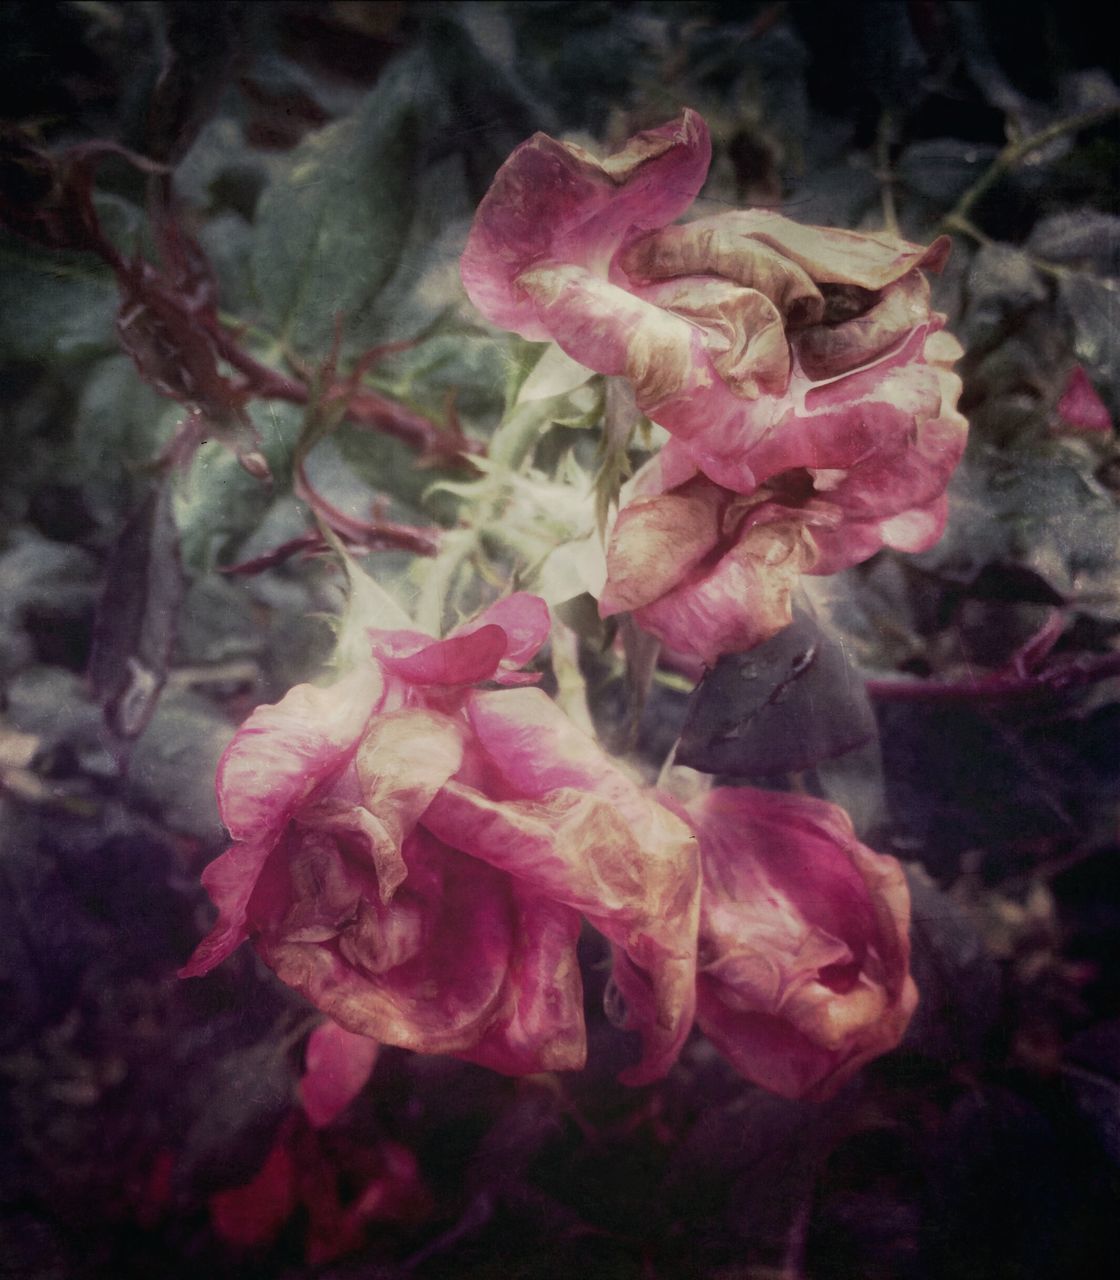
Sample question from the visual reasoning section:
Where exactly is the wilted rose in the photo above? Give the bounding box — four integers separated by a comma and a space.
678, 786, 918, 1099
462, 108, 966, 661
181, 592, 699, 1084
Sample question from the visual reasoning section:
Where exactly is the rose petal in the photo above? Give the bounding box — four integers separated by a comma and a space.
217, 665, 384, 842
517, 263, 719, 427
299, 1021, 381, 1128
796, 270, 931, 379
461, 109, 710, 339
178, 839, 273, 977
727, 211, 950, 288
685, 787, 917, 1099
423, 688, 700, 1082
209, 1129, 299, 1248
600, 480, 723, 615
281, 803, 581, 1092
632, 518, 816, 667
622, 214, 824, 323
461, 888, 587, 1075
455, 592, 551, 681
634, 276, 790, 395
373, 625, 508, 686
254, 828, 576, 1065
353, 707, 465, 899
1056, 364, 1113, 434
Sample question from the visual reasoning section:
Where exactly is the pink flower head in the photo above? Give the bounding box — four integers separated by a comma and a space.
462, 110, 967, 661
182, 591, 700, 1084
680, 786, 918, 1100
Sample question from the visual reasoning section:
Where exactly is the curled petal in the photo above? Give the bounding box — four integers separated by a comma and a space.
796, 271, 932, 379
178, 839, 273, 977
518, 264, 717, 425
600, 480, 723, 615
461, 889, 587, 1075
454, 592, 551, 682
623, 214, 824, 323
722, 211, 950, 289
252, 827, 585, 1074
423, 688, 700, 1082
635, 276, 790, 396
461, 109, 710, 339
631, 519, 817, 667
217, 666, 384, 842
353, 708, 465, 899
372, 625, 508, 686
255, 829, 517, 1055
685, 787, 917, 1100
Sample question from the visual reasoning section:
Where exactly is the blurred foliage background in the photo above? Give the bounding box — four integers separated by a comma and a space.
1, 3, 1118, 1277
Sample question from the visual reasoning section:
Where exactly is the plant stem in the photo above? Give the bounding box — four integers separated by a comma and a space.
940, 104, 1120, 236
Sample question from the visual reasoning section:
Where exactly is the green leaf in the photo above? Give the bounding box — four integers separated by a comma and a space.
917, 442, 1120, 623
69, 356, 178, 524
372, 330, 511, 428
249, 49, 434, 357
0, 235, 117, 362
174, 400, 302, 572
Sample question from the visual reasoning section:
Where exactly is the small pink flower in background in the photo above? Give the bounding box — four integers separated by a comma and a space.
462, 108, 967, 662
678, 786, 917, 1100
181, 591, 700, 1085
1055, 364, 1113, 435
209, 1112, 429, 1264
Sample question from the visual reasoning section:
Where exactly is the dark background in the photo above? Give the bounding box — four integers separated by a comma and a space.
1, 4, 1118, 1277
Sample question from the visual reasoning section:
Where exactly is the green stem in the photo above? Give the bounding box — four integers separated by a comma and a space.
940, 104, 1120, 236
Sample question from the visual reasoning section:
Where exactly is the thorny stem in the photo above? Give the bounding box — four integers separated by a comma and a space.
940, 104, 1120, 236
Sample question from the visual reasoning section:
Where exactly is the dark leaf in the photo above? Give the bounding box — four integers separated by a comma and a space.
129, 689, 232, 840
900, 866, 1001, 1064
677, 608, 877, 776
178, 1039, 297, 1191
0, 533, 99, 680
89, 478, 185, 740
916, 445, 1120, 625
144, 1, 242, 164
897, 138, 1000, 204
1065, 1020, 1120, 1163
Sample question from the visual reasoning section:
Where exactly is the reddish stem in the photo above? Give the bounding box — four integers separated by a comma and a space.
867, 651, 1120, 704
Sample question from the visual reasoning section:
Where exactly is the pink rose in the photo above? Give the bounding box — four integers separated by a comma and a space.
462, 109, 966, 661
678, 786, 917, 1100
181, 592, 699, 1084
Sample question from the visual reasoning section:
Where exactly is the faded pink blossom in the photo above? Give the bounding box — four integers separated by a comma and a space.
181, 592, 699, 1084
462, 109, 967, 661
678, 786, 918, 1100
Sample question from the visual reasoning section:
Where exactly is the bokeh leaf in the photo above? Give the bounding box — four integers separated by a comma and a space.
250, 49, 434, 355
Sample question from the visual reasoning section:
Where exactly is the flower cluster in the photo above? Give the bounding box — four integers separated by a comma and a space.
461, 109, 967, 664
184, 592, 916, 1099
184, 107, 939, 1107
